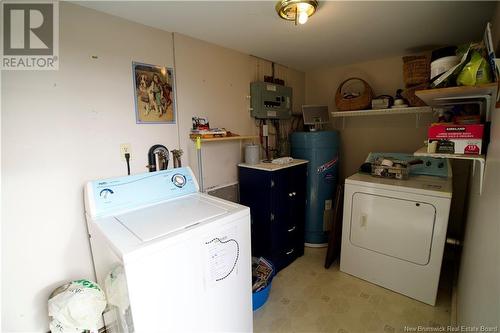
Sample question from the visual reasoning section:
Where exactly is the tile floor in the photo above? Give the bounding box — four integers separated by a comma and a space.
253, 248, 452, 333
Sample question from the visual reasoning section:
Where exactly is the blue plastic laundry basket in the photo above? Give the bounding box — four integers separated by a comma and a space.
252, 280, 273, 311
252, 259, 275, 311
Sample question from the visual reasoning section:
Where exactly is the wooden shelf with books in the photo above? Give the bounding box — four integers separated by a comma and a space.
189, 134, 258, 142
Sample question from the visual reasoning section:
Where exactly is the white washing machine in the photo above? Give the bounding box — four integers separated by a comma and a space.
84, 167, 252, 332
340, 161, 452, 305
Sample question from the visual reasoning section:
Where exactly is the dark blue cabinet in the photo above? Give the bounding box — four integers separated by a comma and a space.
239, 161, 307, 272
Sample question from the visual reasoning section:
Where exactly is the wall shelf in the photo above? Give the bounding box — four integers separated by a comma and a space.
414, 146, 485, 161
190, 135, 258, 143
415, 83, 498, 121
331, 106, 432, 117
414, 146, 486, 194
415, 83, 497, 105
411, 84, 498, 196
332, 106, 433, 129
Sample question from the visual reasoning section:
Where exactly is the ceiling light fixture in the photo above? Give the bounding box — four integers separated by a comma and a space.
276, 0, 318, 25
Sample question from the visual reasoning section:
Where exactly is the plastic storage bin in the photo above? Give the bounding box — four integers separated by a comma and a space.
252, 257, 275, 311
252, 281, 273, 311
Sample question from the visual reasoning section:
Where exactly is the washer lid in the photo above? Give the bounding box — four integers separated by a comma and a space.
114, 195, 228, 242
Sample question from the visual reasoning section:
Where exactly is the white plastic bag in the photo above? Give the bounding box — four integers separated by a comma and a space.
48, 279, 106, 332
104, 266, 129, 311
104, 266, 133, 332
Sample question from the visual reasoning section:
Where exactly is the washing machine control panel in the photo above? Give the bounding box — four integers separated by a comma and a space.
87, 167, 199, 218
172, 174, 187, 188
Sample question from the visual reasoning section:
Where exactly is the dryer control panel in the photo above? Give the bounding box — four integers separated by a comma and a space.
366, 153, 449, 178
85, 167, 199, 218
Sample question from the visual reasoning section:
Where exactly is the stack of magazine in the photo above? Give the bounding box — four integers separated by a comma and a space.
252, 257, 274, 292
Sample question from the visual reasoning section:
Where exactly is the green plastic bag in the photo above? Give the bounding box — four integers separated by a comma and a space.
457, 50, 492, 86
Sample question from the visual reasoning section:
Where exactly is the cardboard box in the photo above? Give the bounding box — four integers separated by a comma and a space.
428, 124, 484, 155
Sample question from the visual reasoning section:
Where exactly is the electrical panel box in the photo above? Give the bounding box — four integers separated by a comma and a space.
250, 81, 292, 119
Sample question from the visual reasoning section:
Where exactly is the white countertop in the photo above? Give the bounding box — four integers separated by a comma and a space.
238, 159, 308, 171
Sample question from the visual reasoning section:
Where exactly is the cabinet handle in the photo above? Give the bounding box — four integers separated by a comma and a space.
286, 249, 294, 255
288, 226, 296, 232
360, 214, 367, 227
270, 213, 275, 221
271, 180, 275, 188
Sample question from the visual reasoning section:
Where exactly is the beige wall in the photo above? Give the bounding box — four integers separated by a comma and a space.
305, 57, 433, 179
174, 34, 305, 190
1, 3, 305, 331
457, 3, 500, 327
2, 4, 177, 331
174, 33, 256, 190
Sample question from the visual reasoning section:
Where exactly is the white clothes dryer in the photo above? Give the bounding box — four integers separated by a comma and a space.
340, 163, 452, 305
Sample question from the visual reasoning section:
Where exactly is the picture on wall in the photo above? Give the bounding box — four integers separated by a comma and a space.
132, 62, 176, 124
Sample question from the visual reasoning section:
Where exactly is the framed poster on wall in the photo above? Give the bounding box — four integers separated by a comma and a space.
132, 61, 176, 124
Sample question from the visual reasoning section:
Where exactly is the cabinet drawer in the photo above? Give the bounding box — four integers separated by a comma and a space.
273, 245, 299, 272
270, 220, 298, 250
285, 224, 298, 245
286, 224, 304, 257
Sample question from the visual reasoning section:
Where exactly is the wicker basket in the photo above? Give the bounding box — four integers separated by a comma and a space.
403, 55, 430, 87
335, 78, 373, 111
402, 82, 428, 107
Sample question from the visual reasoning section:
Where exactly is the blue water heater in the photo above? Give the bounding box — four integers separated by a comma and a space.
291, 131, 340, 246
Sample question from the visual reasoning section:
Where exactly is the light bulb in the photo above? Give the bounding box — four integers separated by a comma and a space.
298, 10, 308, 24
297, 2, 310, 12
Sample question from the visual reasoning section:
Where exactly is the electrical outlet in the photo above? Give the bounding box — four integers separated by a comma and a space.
120, 144, 131, 160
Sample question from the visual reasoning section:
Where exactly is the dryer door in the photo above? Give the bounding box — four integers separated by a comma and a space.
350, 192, 436, 265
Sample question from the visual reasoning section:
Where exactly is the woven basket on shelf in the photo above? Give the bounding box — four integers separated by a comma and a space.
402, 82, 428, 107
335, 78, 373, 111
403, 55, 430, 87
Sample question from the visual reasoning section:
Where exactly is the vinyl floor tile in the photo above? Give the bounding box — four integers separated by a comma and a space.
253, 248, 451, 333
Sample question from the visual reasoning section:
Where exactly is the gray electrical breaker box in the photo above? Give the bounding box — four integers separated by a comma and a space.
250, 81, 292, 119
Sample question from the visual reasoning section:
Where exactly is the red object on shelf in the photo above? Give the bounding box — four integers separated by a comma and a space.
464, 144, 480, 155
428, 124, 484, 140
428, 124, 484, 155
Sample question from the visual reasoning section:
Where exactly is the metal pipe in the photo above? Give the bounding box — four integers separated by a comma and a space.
196, 137, 204, 192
